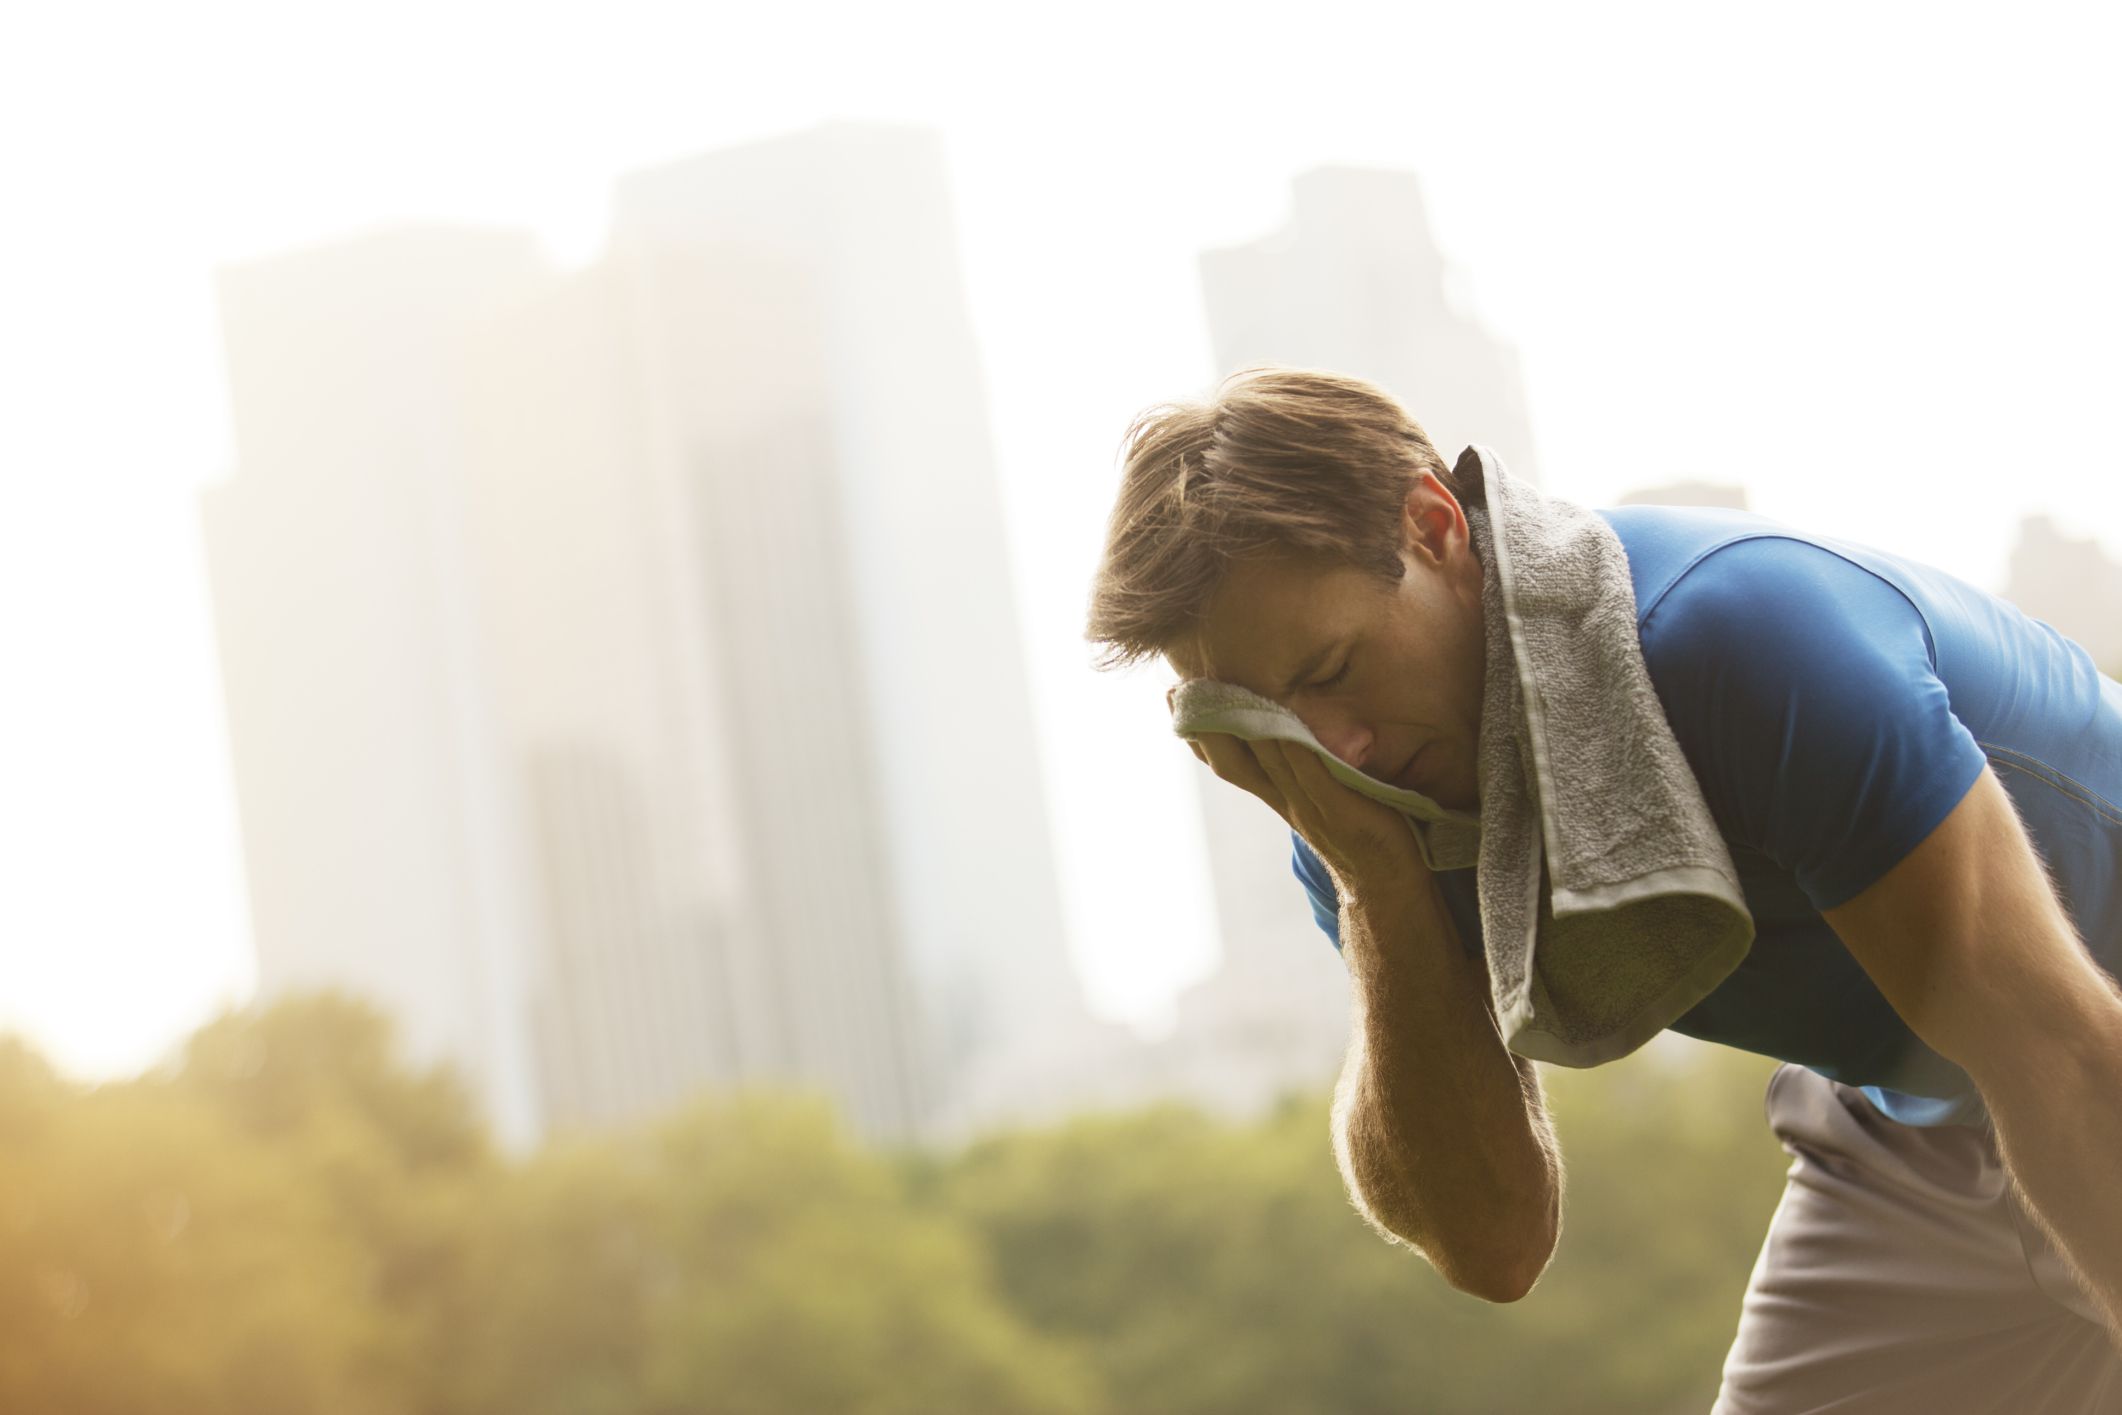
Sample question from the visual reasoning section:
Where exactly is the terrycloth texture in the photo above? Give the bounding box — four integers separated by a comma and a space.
1170, 445, 1754, 1067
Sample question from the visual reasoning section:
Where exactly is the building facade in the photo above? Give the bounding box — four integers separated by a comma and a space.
202, 123, 1086, 1147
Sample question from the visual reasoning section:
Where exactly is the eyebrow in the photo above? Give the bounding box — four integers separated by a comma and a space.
1278, 640, 1344, 698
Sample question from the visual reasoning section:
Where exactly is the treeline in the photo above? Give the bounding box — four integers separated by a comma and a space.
0, 995, 1789, 1414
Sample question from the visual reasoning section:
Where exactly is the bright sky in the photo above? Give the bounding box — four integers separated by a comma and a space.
3, 0, 2119, 1078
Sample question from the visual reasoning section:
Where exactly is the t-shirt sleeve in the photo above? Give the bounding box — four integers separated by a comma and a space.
1638, 536, 1989, 911
1290, 833, 1344, 951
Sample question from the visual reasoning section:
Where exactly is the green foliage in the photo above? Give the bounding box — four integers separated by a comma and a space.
923, 1043, 1787, 1415
169, 995, 499, 1413
0, 1064, 395, 1414
175, 993, 490, 1173
0, 995, 1792, 1414
450, 1092, 1099, 1415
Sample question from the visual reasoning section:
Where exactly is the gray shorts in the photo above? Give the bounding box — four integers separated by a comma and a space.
1713, 1063, 2121, 1413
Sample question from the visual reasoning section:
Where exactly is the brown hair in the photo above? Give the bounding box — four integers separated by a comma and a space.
1085, 365, 1459, 670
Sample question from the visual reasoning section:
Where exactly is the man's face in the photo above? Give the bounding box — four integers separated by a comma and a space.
1168, 482, 1487, 811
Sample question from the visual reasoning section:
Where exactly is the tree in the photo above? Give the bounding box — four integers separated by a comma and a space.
0, 993, 1794, 1414
169, 993, 498, 1413
924, 1044, 1787, 1415
0, 1062, 396, 1414
449, 1089, 1104, 1415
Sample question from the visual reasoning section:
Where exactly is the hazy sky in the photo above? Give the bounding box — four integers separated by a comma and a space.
4, 0, 2119, 1077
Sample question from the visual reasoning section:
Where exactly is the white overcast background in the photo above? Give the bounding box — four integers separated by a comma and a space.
3, 0, 2118, 1077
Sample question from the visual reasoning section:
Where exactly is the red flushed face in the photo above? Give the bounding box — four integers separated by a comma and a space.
1167, 478, 1487, 812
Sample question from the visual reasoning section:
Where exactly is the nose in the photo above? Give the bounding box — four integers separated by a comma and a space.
1302, 708, 1374, 773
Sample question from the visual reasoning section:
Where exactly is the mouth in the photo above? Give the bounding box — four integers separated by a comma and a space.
1392, 744, 1430, 790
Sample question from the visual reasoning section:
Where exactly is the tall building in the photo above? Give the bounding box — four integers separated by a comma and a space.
200, 229, 553, 1151
609, 124, 1091, 1113
202, 123, 1087, 1146
2003, 515, 2122, 677
456, 235, 938, 1140
1159, 164, 1547, 1116
1200, 165, 1541, 482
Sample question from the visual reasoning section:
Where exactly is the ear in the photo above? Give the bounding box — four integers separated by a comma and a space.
1399, 472, 1469, 569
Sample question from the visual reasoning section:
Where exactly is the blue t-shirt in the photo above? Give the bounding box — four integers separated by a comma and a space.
1292, 505, 2122, 1127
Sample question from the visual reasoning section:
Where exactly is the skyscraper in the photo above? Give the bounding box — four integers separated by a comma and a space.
610, 123, 1091, 1106
451, 237, 933, 1141
1200, 165, 1541, 482
2003, 515, 2122, 677
200, 228, 553, 1151
202, 123, 1087, 1146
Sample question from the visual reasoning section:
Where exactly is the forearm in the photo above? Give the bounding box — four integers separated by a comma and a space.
1974, 1001, 2122, 1344
1329, 871, 1563, 1301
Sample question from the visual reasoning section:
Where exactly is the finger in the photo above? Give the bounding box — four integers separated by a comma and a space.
1255, 744, 1371, 867
1256, 740, 1370, 839
1273, 739, 1347, 816
1265, 741, 1419, 872
1199, 732, 1280, 798
1248, 740, 1314, 830
1194, 733, 1293, 821
1274, 740, 1393, 825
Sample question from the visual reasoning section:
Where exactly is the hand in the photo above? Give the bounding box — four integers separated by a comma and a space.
1180, 723, 1428, 896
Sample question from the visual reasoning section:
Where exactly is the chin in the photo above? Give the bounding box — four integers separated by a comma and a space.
1430, 768, 1477, 812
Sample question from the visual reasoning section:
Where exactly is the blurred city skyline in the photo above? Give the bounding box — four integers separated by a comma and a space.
5, 0, 2122, 1083
198, 126, 1110, 1146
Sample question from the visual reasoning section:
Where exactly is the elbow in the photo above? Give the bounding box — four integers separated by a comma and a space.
1436, 1220, 1557, 1304
1332, 1071, 1563, 1304
1450, 1245, 1552, 1304
1365, 1199, 1557, 1304
1438, 1167, 1563, 1304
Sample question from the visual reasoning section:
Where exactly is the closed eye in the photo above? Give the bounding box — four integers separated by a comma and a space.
1314, 660, 1351, 691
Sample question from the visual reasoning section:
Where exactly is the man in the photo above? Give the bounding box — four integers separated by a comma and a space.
1085, 365, 2122, 1411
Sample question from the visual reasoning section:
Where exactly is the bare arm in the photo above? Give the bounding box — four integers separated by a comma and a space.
1193, 734, 1563, 1301
1823, 766, 2122, 1341
1330, 860, 1564, 1301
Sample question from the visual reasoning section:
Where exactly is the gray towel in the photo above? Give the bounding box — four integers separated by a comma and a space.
1171, 445, 1753, 1067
